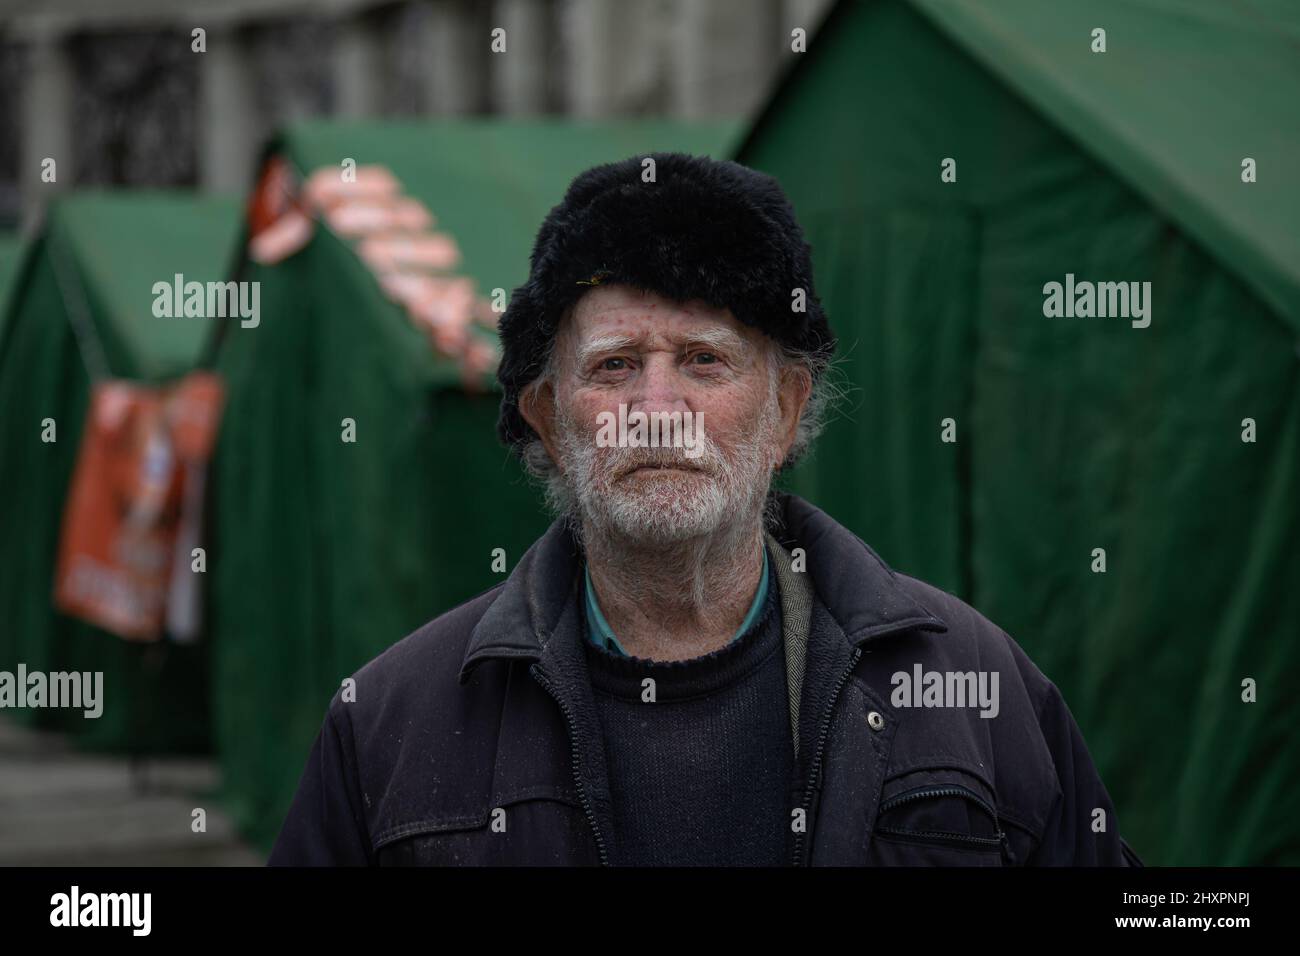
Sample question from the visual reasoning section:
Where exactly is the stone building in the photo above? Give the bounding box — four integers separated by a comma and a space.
0, 0, 834, 228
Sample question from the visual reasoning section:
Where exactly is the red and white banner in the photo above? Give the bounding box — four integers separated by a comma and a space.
54, 372, 225, 641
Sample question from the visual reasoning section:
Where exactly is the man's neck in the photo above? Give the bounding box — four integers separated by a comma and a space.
582, 521, 767, 662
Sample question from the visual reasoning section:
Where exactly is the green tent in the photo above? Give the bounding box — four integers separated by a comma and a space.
740, 0, 1299, 864
0, 232, 27, 340
209, 118, 742, 850
0, 192, 242, 753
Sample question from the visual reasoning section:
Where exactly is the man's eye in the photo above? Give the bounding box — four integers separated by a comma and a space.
692, 352, 719, 365
601, 357, 628, 371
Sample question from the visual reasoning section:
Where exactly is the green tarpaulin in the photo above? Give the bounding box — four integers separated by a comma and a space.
209, 118, 742, 850
741, 0, 1299, 864
0, 192, 242, 753
0, 232, 26, 342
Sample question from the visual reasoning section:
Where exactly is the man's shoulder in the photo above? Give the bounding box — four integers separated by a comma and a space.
314, 582, 536, 852
780, 494, 1051, 696
884, 569, 1055, 706
332, 583, 508, 723
892, 571, 1007, 648
850, 566, 1071, 843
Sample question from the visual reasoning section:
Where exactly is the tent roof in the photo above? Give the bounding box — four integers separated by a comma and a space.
912, 0, 1300, 330
270, 118, 744, 301
34, 192, 243, 380
741, 0, 1300, 331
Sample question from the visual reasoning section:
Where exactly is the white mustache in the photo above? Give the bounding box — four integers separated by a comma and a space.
556, 404, 773, 546
610, 453, 713, 479
585, 429, 724, 480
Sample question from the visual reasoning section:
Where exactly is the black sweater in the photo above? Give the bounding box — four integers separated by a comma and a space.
581, 571, 795, 866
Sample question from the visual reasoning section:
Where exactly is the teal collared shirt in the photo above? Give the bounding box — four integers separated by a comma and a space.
583, 547, 770, 657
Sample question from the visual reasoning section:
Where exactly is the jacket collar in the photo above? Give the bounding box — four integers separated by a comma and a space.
457, 492, 947, 683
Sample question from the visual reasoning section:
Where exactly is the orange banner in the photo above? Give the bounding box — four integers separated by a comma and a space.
54, 372, 225, 641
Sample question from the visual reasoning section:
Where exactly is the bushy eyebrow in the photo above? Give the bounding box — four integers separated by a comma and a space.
683, 327, 747, 355
575, 333, 640, 367
574, 327, 748, 367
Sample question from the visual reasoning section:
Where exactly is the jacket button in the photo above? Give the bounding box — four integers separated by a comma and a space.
867, 711, 885, 731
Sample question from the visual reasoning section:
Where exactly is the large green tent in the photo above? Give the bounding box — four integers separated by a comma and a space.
0, 232, 26, 338
740, 0, 1299, 864
0, 192, 242, 753
209, 118, 742, 850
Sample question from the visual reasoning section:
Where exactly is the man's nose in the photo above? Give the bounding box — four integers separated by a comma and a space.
626, 354, 691, 415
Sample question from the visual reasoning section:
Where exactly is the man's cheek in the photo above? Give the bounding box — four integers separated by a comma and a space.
702, 416, 750, 450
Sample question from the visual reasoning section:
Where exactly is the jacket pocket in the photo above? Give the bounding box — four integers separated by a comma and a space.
374, 794, 601, 866
869, 767, 1009, 866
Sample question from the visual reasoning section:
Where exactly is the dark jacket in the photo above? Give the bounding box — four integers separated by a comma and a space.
269, 493, 1143, 866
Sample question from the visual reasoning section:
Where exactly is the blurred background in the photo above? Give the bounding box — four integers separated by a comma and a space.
0, 0, 1296, 866
0, 0, 827, 225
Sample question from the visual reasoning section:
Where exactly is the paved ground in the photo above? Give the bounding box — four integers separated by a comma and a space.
0, 716, 263, 866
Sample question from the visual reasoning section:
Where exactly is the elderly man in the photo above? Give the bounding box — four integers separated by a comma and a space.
270, 153, 1141, 867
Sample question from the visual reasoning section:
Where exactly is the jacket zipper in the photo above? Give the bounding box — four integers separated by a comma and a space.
530, 664, 611, 867
791, 646, 862, 866
879, 783, 998, 820
877, 784, 1009, 854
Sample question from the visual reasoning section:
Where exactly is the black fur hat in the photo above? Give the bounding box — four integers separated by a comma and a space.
496, 151, 834, 452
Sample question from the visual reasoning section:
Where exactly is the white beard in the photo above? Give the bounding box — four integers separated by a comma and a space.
554, 393, 778, 548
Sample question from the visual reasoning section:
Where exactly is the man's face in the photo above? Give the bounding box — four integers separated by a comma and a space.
522, 284, 807, 545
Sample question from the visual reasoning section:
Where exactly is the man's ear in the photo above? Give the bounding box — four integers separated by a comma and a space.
519, 377, 563, 468
774, 361, 812, 466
